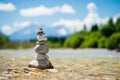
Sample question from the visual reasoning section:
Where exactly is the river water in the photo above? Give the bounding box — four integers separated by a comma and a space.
0, 48, 120, 58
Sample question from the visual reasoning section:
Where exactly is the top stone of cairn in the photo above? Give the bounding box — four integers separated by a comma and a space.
37, 28, 45, 35
37, 28, 47, 42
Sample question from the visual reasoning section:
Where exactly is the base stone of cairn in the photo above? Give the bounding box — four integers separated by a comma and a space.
28, 28, 54, 70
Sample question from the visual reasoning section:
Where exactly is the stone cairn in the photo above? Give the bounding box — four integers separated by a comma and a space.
28, 28, 54, 69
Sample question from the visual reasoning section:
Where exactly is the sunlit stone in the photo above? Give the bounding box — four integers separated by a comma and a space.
29, 28, 54, 69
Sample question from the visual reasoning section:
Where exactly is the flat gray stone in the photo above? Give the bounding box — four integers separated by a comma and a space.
28, 59, 53, 69
34, 45, 49, 54
37, 41, 47, 45
35, 54, 49, 60
37, 36, 47, 42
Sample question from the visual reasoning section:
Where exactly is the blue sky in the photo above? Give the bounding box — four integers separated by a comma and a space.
0, 0, 120, 37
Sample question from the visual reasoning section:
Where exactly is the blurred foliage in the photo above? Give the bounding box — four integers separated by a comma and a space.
0, 17, 120, 50
81, 32, 102, 48
98, 37, 107, 48
106, 32, 120, 49
47, 36, 66, 48
115, 17, 120, 32
64, 17, 120, 49
47, 41, 61, 48
91, 24, 99, 32
0, 34, 36, 49
100, 18, 115, 37
0, 34, 9, 48
64, 33, 84, 48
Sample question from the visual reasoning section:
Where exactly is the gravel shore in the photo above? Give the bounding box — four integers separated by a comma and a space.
0, 49, 120, 80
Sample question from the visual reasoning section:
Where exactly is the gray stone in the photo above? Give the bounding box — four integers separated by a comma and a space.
29, 59, 53, 69
37, 41, 47, 45
35, 54, 49, 60
34, 45, 49, 54
37, 36, 47, 42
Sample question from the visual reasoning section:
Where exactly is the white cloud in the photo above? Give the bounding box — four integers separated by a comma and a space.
13, 21, 31, 32
0, 2, 16, 11
52, 19, 83, 33
113, 14, 120, 23
58, 28, 67, 36
20, 4, 75, 17
84, 2, 101, 28
60, 4, 75, 14
1, 25, 13, 35
87, 2, 97, 13
13, 21, 31, 28
83, 11, 101, 28
52, 2, 109, 34
83, 2, 109, 28
1, 21, 31, 35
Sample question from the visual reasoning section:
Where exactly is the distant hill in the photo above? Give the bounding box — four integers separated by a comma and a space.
9, 25, 67, 41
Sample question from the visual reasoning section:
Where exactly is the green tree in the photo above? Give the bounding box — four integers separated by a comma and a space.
91, 24, 99, 32
64, 33, 84, 48
47, 36, 59, 42
0, 34, 9, 48
106, 32, 120, 49
79, 25, 88, 34
81, 32, 102, 48
47, 36, 66, 48
115, 17, 120, 32
98, 37, 107, 48
100, 26, 112, 37
100, 19, 115, 37
58, 37, 66, 46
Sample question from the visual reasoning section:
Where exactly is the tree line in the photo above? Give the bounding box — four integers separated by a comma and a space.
64, 17, 120, 50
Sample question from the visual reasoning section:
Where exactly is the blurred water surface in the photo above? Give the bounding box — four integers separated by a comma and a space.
0, 49, 120, 58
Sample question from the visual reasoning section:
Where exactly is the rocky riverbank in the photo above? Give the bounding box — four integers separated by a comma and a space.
0, 49, 120, 80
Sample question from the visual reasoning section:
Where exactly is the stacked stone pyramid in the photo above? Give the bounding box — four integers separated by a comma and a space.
28, 28, 54, 69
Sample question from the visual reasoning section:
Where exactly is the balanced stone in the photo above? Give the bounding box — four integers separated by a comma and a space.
37, 36, 47, 42
35, 54, 49, 60
29, 59, 53, 69
28, 28, 54, 69
37, 41, 47, 45
34, 44, 49, 54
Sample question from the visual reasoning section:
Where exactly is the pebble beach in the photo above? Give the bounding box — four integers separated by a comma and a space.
0, 49, 120, 80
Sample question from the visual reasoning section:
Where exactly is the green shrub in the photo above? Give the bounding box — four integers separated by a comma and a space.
98, 37, 107, 48
64, 33, 84, 48
0, 34, 9, 49
81, 37, 98, 48
106, 32, 120, 49
47, 41, 61, 48
115, 17, 120, 32
81, 32, 102, 48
